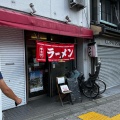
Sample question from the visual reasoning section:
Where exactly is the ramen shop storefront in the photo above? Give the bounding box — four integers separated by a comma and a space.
25, 31, 76, 99
0, 8, 93, 103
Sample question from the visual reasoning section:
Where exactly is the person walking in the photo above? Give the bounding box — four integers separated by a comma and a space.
0, 71, 22, 120
0, 71, 22, 104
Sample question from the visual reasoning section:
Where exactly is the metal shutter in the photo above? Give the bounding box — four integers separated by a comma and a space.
98, 45, 120, 89
0, 27, 26, 110
0, 90, 2, 120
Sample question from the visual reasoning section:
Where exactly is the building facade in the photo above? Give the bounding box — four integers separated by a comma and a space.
90, 0, 120, 89
0, 0, 93, 111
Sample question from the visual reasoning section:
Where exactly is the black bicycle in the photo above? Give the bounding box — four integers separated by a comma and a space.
78, 74, 106, 98
65, 69, 100, 99
65, 64, 106, 99
88, 62, 106, 95
78, 73, 100, 98
95, 78, 106, 94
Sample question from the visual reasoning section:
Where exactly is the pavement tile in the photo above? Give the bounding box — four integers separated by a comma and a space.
53, 97, 120, 120
4, 85, 120, 120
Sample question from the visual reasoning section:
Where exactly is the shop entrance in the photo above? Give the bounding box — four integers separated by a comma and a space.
25, 31, 50, 100
25, 31, 76, 100
27, 47, 50, 99
26, 47, 74, 98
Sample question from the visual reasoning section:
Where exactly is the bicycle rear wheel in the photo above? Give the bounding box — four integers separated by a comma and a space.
82, 83, 99, 98
95, 79, 106, 94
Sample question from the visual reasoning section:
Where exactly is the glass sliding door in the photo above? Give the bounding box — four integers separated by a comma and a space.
27, 47, 47, 98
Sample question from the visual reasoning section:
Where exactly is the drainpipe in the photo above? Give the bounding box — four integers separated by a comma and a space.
90, 0, 100, 74
90, 36, 97, 75
93, 40, 99, 74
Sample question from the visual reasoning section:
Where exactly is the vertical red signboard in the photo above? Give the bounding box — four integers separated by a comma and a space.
36, 41, 46, 62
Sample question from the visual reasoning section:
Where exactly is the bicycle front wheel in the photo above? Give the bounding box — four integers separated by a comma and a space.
82, 83, 99, 99
95, 79, 106, 94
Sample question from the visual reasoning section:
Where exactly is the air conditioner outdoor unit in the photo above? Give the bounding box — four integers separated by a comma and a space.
69, 0, 85, 10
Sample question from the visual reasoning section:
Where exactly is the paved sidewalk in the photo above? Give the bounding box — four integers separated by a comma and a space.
55, 94, 120, 120
29, 93, 120, 120
3, 85, 120, 120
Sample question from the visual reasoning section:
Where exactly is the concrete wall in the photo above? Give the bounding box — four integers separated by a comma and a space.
83, 40, 91, 79
77, 39, 91, 79
0, 0, 90, 27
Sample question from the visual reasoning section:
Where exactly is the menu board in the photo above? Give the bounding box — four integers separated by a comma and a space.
67, 78, 82, 103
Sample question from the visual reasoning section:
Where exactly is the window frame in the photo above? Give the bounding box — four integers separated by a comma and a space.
100, 0, 120, 27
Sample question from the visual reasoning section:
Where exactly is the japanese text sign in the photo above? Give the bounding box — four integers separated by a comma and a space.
36, 41, 75, 62
36, 41, 47, 62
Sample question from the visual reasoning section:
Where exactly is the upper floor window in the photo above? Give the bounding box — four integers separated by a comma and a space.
100, 0, 120, 26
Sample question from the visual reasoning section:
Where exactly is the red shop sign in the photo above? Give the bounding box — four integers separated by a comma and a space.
60, 44, 69, 61
60, 44, 75, 61
51, 44, 62, 61
36, 42, 75, 62
46, 43, 54, 62
46, 43, 62, 62
68, 44, 75, 60
36, 41, 47, 62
